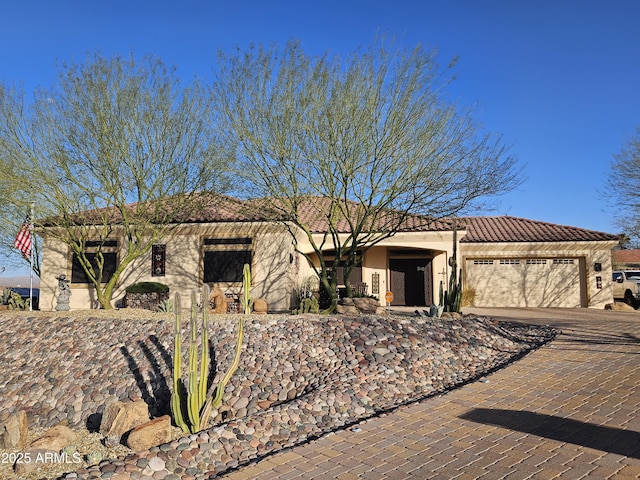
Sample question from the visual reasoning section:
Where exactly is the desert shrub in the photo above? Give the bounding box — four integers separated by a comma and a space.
125, 282, 169, 294
461, 287, 476, 307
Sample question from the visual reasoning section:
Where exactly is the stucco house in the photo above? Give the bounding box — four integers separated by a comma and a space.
612, 249, 640, 270
38, 195, 619, 312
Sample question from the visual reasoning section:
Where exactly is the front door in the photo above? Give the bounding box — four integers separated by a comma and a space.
389, 258, 432, 306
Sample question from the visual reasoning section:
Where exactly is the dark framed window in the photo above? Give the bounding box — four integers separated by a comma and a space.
152, 244, 166, 277
204, 250, 252, 283
203, 238, 252, 283
71, 252, 118, 283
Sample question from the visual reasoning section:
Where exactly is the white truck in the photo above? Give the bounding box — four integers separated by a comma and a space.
612, 270, 640, 307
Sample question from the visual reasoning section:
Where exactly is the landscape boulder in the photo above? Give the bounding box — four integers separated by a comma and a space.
253, 298, 268, 314
0, 410, 28, 449
99, 399, 149, 438
208, 287, 227, 314
29, 424, 78, 451
125, 415, 172, 451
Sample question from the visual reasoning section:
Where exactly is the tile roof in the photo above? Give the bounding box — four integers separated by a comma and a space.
460, 216, 619, 243
45, 194, 618, 244
270, 197, 454, 233
41, 193, 272, 227
612, 249, 640, 264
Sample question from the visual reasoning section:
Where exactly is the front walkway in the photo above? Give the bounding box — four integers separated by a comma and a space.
222, 307, 640, 479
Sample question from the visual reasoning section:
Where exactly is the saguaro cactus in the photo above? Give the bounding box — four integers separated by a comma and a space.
171, 285, 245, 434
444, 219, 463, 313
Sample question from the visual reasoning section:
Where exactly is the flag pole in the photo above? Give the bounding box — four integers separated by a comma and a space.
29, 203, 34, 311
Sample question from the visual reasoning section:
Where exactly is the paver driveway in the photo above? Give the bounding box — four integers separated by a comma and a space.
222, 307, 640, 479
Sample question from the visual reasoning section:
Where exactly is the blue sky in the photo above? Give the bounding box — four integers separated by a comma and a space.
2, 1, 639, 275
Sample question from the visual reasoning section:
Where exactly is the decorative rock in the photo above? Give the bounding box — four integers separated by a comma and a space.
126, 415, 172, 451
148, 456, 166, 471
253, 298, 268, 314
605, 301, 635, 311
0, 310, 556, 480
104, 434, 121, 447
100, 399, 150, 438
352, 297, 378, 313
208, 287, 227, 314
13, 448, 51, 476
29, 424, 78, 451
335, 305, 358, 314
0, 409, 28, 449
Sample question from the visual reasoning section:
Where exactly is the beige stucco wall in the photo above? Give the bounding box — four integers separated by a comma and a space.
39, 222, 296, 312
461, 241, 617, 309
39, 220, 616, 312
295, 229, 459, 305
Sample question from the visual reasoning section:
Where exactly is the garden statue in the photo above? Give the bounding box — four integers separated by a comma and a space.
55, 274, 71, 311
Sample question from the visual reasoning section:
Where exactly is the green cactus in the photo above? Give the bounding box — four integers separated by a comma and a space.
438, 280, 444, 307
444, 219, 463, 313
292, 295, 319, 314
241, 263, 253, 314
171, 285, 245, 434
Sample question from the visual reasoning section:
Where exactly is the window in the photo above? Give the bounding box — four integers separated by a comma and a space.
526, 259, 547, 265
71, 240, 118, 284
499, 259, 520, 265
329, 266, 362, 286
473, 259, 494, 265
152, 244, 166, 276
203, 238, 252, 283
552, 259, 574, 265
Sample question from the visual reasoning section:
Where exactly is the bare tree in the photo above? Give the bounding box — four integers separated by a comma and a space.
212, 39, 521, 311
608, 127, 640, 243
0, 53, 227, 308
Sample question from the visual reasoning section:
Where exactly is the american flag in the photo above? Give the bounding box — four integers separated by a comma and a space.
14, 216, 32, 259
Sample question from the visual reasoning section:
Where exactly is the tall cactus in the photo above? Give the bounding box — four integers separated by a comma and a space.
171, 285, 245, 434
444, 219, 463, 313
241, 263, 253, 314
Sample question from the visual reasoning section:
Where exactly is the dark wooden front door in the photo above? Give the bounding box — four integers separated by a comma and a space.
389, 258, 432, 306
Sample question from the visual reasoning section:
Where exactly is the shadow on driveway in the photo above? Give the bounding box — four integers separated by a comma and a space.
460, 408, 640, 458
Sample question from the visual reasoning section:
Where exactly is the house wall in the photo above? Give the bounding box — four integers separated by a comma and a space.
295, 229, 458, 306
40, 220, 616, 312
39, 222, 295, 312
460, 241, 617, 309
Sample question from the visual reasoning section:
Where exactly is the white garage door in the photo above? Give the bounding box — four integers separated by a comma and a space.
465, 257, 585, 308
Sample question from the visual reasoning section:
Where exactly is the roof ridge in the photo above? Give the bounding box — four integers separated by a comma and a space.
460, 216, 618, 243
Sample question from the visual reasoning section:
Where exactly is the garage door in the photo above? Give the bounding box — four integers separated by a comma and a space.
465, 257, 585, 308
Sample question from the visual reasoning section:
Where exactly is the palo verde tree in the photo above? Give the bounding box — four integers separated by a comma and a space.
607, 126, 640, 243
212, 39, 521, 312
0, 53, 226, 308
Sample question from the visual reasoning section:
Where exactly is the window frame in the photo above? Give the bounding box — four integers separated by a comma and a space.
70, 240, 119, 284
203, 237, 253, 284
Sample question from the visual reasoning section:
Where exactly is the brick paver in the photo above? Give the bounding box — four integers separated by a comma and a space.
222, 307, 640, 479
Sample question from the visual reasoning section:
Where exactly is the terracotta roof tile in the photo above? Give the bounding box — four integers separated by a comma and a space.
266, 197, 455, 233
460, 216, 619, 243
51, 194, 618, 245
612, 249, 640, 264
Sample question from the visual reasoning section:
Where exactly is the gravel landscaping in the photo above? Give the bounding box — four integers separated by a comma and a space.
0, 309, 556, 479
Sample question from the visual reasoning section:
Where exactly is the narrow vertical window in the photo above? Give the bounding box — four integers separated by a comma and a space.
152, 244, 166, 277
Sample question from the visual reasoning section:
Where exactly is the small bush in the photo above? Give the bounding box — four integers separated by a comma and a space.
461, 287, 476, 307
125, 282, 169, 294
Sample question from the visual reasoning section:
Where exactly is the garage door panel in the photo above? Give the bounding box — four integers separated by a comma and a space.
466, 258, 583, 308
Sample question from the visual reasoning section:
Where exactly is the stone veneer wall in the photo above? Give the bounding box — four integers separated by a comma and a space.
122, 292, 170, 311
